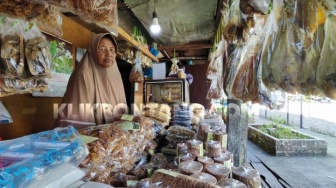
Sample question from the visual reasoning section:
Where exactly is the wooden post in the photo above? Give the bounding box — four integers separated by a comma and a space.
227, 99, 248, 166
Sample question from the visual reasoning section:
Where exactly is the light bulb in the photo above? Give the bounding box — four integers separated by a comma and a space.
150, 12, 161, 34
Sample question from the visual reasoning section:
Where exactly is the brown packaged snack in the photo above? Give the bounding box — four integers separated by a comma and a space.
190, 172, 217, 184
204, 163, 231, 180
187, 139, 204, 157
1, 35, 24, 78
197, 156, 214, 168
151, 169, 221, 188
179, 161, 203, 175
206, 140, 222, 158
0, 0, 46, 20
232, 166, 261, 188
79, 117, 156, 183
217, 178, 247, 188
176, 142, 188, 156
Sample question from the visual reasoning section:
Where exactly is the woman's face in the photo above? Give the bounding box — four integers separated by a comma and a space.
97, 37, 116, 68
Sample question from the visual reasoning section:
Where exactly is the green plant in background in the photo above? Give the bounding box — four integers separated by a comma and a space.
50, 40, 73, 74
260, 117, 311, 139
133, 25, 147, 46
267, 115, 286, 125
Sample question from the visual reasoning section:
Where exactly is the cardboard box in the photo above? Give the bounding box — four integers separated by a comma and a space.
152, 62, 166, 80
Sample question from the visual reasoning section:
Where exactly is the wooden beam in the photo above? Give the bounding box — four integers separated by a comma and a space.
60, 14, 94, 49
117, 27, 159, 62
157, 43, 213, 51
176, 56, 208, 60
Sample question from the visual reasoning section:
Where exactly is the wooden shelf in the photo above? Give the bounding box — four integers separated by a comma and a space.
118, 27, 159, 63
42, 14, 159, 63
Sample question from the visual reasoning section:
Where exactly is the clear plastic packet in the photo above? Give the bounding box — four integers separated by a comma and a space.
224, 45, 244, 98
231, 53, 259, 102
232, 166, 261, 188
41, 0, 68, 7
65, 0, 118, 36
260, 0, 284, 91
171, 103, 190, 111
0, 0, 47, 21
269, 19, 302, 93
171, 114, 191, 120
0, 19, 26, 78
79, 117, 156, 183
166, 125, 196, 140
227, 15, 266, 102
294, 0, 318, 49
297, 24, 325, 96
316, 12, 336, 99
170, 119, 192, 128
35, 5, 63, 38
171, 109, 192, 117
24, 24, 52, 78
90, 0, 118, 36
245, 0, 271, 15
207, 77, 225, 100
223, 0, 249, 44
0, 126, 89, 188
206, 39, 225, 80
129, 52, 144, 83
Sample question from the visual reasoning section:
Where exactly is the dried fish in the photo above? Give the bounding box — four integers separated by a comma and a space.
317, 12, 336, 99
25, 37, 51, 77
0, 35, 24, 78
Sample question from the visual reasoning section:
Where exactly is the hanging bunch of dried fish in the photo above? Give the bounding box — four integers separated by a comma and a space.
0, 0, 47, 20
1, 35, 24, 78
35, 5, 63, 38
294, 0, 319, 49
65, 0, 118, 36
266, 0, 302, 94
317, 0, 336, 12
24, 25, 52, 77
240, 0, 271, 16
226, 16, 267, 103
0, 18, 26, 78
223, 0, 249, 45
260, 0, 284, 91
207, 77, 226, 100
38, 0, 67, 7
258, 0, 285, 108
206, 39, 225, 80
297, 25, 325, 96
316, 12, 336, 99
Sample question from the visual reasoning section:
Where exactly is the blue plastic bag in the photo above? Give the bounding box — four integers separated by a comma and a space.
0, 126, 88, 188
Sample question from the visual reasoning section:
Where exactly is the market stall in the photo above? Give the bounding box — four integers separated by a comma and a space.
1, 0, 335, 187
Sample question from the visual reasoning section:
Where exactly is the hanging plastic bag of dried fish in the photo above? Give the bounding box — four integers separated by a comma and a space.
129, 51, 144, 83
223, 0, 249, 45
207, 77, 226, 100
240, 0, 271, 16
0, 0, 47, 21
35, 5, 63, 38
23, 24, 52, 78
66, 0, 119, 36
0, 18, 26, 78
206, 39, 225, 80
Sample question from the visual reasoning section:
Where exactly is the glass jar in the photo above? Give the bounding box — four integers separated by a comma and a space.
177, 69, 186, 79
